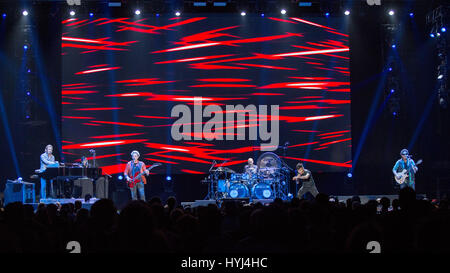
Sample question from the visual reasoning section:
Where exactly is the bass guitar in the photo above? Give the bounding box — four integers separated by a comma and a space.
127, 163, 162, 188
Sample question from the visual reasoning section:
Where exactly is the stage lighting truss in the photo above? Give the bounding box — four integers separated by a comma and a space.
382, 23, 402, 117
427, 6, 449, 108
427, 5, 448, 38
20, 24, 37, 122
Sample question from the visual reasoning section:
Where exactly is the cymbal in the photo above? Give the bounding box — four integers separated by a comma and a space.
211, 167, 235, 173
259, 167, 280, 172
259, 167, 280, 170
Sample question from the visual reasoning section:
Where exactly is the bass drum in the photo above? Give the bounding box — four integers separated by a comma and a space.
252, 183, 273, 199
257, 152, 281, 179
228, 183, 250, 198
256, 152, 281, 169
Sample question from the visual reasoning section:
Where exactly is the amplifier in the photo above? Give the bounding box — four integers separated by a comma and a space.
72, 178, 93, 199
4, 180, 35, 205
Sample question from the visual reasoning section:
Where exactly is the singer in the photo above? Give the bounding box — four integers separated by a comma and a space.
392, 149, 418, 190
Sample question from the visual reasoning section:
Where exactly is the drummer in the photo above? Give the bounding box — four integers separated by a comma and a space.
244, 158, 258, 177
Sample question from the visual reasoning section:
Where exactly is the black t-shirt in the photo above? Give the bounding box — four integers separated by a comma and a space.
298, 169, 314, 184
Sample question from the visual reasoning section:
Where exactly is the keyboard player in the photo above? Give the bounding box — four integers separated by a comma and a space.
39, 144, 59, 199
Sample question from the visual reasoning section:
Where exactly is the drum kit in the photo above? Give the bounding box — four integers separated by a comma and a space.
202, 152, 292, 200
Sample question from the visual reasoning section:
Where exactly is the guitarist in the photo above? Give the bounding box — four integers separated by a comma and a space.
124, 150, 149, 201
392, 149, 418, 190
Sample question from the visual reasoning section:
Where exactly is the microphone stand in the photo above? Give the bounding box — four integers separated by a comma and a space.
206, 161, 217, 200
280, 142, 292, 199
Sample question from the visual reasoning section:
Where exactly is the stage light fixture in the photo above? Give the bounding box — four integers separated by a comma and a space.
23, 45, 28, 50
388, 10, 395, 16
409, 13, 414, 17
437, 32, 441, 36
194, 2, 207, 7
438, 74, 444, 80
213, 2, 227, 7
325, 12, 330, 17
89, 12, 94, 17
166, 176, 172, 181
344, 10, 350, 16
281, 9, 286, 15
241, 11, 246, 16
2, 13, 6, 18
261, 13, 264, 17
390, 89, 395, 93
430, 33, 435, 38
347, 173, 352, 178
175, 11, 181, 16
22, 10, 28, 16
135, 9, 141, 15
70, 10, 75, 16
388, 67, 392, 71
391, 44, 396, 48
442, 27, 447, 33
156, 13, 160, 17
118, 175, 123, 180
26, 91, 31, 96
439, 97, 447, 108
108, 1, 122, 7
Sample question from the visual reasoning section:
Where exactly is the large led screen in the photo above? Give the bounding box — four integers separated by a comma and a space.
62, 14, 351, 174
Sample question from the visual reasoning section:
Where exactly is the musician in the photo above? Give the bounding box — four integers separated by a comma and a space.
39, 144, 58, 199
392, 149, 418, 190
244, 158, 258, 177
292, 163, 319, 199
81, 156, 89, 168
124, 150, 149, 201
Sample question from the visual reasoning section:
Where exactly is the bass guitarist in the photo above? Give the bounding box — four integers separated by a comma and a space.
124, 150, 150, 201
392, 149, 418, 190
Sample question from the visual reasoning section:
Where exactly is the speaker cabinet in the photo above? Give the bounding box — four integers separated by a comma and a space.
4, 180, 35, 205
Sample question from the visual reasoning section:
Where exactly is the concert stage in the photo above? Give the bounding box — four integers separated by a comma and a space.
180, 194, 430, 209
29, 197, 100, 210
0, 0, 449, 219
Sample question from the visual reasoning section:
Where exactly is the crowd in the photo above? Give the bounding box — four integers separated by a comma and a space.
0, 187, 449, 253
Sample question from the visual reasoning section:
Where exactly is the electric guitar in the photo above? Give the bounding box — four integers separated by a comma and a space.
394, 159, 422, 184
127, 163, 162, 188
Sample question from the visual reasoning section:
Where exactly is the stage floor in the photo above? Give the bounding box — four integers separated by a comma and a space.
26, 197, 100, 210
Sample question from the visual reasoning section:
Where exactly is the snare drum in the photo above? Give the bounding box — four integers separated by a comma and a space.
230, 173, 243, 182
